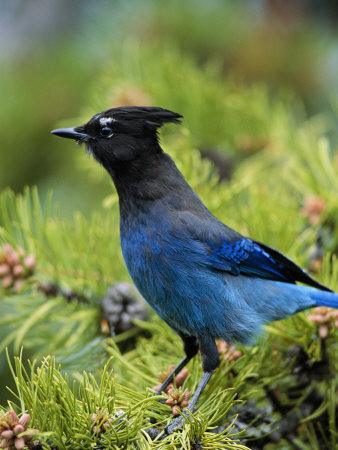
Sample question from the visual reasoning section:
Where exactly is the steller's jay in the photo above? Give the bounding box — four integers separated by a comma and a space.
52, 106, 338, 434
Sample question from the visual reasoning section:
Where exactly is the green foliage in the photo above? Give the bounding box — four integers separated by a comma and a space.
0, 42, 97, 192
6, 352, 248, 449
0, 187, 126, 294
91, 0, 334, 101
0, 187, 127, 373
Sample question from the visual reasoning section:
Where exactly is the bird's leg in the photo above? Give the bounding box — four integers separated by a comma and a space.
156, 335, 199, 394
156, 355, 191, 394
165, 335, 220, 434
148, 335, 199, 428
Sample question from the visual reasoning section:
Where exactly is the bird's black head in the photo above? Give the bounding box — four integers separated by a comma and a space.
51, 106, 182, 172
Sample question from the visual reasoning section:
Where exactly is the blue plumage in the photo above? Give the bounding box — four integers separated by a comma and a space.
52, 105, 338, 434
120, 199, 338, 344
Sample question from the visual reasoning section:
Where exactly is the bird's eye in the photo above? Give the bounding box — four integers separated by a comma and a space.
100, 127, 114, 138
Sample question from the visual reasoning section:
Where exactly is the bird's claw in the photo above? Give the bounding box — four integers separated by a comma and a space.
165, 410, 190, 434
146, 411, 190, 440
145, 426, 163, 440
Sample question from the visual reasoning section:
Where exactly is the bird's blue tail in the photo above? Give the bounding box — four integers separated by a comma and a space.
311, 290, 338, 308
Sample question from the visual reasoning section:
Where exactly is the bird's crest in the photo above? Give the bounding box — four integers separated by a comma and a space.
97, 106, 183, 129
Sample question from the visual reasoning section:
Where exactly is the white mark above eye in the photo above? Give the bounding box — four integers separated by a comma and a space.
99, 117, 117, 126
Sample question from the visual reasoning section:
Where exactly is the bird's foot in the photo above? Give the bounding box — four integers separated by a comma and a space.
145, 426, 163, 440
146, 411, 190, 440
165, 410, 190, 434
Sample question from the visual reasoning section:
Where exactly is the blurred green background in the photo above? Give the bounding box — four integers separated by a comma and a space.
1, 0, 338, 216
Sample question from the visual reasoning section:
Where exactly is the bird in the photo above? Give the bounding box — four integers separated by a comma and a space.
51, 106, 338, 434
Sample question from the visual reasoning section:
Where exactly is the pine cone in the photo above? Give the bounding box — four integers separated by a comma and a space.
216, 340, 242, 362
91, 409, 128, 436
307, 307, 338, 339
165, 387, 190, 416
101, 282, 149, 335
301, 195, 326, 226
0, 411, 39, 450
0, 244, 36, 292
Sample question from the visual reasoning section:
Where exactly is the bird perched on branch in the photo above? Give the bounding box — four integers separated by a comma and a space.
52, 106, 338, 434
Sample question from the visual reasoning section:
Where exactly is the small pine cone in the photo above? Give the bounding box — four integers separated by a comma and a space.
173, 368, 189, 387
101, 282, 149, 335
165, 387, 190, 415
91, 410, 112, 435
2, 275, 13, 289
301, 196, 326, 226
91, 409, 128, 436
0, 411, 39, 450
308, 307, 338, 339
24, 254, 36, 270
0, 244, 36, 292
216, 341, 242, 362
0, 264, 10, 277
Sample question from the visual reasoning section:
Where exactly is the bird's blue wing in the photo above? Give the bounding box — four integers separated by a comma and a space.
176, 210, 330, 291
206, 237, 331, 290
207, 238, 288, 280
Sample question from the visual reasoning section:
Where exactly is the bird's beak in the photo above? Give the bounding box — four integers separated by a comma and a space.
51, 126, 88, 141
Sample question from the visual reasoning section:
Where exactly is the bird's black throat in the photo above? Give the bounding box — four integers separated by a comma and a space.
110, 150, 191, 213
